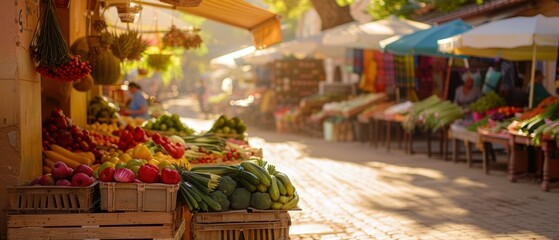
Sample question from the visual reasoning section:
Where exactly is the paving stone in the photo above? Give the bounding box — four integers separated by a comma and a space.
181, 120, 559, 240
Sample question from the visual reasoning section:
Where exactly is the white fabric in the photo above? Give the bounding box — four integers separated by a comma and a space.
323, 15, 431, 50
439, 14, 559, 52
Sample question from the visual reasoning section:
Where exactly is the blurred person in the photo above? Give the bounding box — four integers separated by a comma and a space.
121, 82, 150, 119
196, 79, 207, 114
509, 75, 528, 107
454, 71, 482, 109
530, 70, 551, 107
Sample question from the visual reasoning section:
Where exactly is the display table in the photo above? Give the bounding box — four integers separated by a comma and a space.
508, 132, 543, 182
478, 129, 510, 175
369, 113, 405, 152
405, 126, 448, 158
539, 138, 559, 191
447, 127, 479, 167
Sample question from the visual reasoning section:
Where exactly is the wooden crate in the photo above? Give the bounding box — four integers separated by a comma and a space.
100, 182, 179, 212
190, 210, 291, 240
7, 182, 99, 214
7, 207, 185, 240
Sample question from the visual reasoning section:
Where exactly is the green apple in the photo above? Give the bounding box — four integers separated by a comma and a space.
129, 165, 141, 177
126, 159, 144, 169
97, 162, 116, 177
115, 162, 127, 169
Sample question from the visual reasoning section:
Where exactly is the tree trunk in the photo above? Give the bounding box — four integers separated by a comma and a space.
310, 0, 354, 30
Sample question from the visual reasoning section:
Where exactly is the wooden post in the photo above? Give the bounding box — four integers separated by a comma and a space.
0, 1, 42, 237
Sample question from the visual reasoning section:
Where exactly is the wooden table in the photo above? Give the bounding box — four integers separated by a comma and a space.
508, 132, 543, 182
478, 129, 510, 175
539, 138, 559, 191
447, 127, 479, 166
370, 114, 405, 152
405, 126, 448, 158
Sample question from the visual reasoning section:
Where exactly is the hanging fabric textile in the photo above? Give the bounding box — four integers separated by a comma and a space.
415, 56, 434, 100
405, 55, 416, 88
500, 60, 516, 95
384, 53, 396, 94
345, 48, 354, 73
374, 51, 386, 93
353, 49, 364, 75
359, 49, 377, 92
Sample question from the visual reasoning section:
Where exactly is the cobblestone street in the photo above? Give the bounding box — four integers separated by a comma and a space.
170, 98, 559, 240
248, 129, 559, 240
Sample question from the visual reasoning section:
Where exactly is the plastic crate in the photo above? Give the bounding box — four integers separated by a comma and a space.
191, 210, 291, 240
100, 182, 179, 212
6, 182, 99, 214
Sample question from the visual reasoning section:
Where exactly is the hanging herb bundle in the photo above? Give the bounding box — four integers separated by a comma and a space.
162, 25, 203, 50
109, 30, 149, 62
29, 0, 91, 82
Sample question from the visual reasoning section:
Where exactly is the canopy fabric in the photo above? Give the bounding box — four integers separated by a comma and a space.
278, 35, 346, 58
241, 47, 282, 65
437, 14, 559, 61
135, 0, 282, 49
380, 19, 472, 57
322, 15, 431, 49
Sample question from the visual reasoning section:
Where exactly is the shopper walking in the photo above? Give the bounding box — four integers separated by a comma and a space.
121, 82, 150, 120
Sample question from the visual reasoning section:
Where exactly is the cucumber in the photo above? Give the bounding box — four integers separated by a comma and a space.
237, 169, 260, 185
275, 172, 294, 196
276, 177, 287, 196
268, 175, 280, 201
256, 183, 267, 193
241, 161, 272, 187
236, 177, 257, 192
271, 202, 283, 210
282, 192, 299, 210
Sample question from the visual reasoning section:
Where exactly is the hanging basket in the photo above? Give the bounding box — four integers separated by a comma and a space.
147, 54, 172, 71
73, 74, 94, 92
116, 5, 142, 23
160, 0, 203, 7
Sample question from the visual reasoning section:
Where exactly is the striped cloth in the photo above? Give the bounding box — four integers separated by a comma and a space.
384, 53, 395, 94
345, 48, 354, 73
353, 49, 364, 75
373, 51, 386, 93
396, 55, 415, 89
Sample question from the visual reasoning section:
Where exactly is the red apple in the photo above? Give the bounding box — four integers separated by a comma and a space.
99, 167, 115, 182
29, 176, 42, 186
71, 173, 94, 187
73, 164, 93, 177
56, 179, 72, 186
38, 174, 56, 186
51, 161, 71, 180
138, 164, 159, 183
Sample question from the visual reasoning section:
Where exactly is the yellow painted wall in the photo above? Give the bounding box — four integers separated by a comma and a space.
69, 0, 88, 127
0, 0, 42, 237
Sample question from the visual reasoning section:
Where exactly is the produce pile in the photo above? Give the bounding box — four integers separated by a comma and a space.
178, 158, 298, 212
468, 92, 506, 113
207, 115, 247, 138
181, 135, 261, 164
142, 113, 194, 136
508, 102, 559, 145
466, 106, 522, 132
31, 161, 96, 187
88, 96, 119, 124
403, 95, 464, 132
42, 108, 101, 159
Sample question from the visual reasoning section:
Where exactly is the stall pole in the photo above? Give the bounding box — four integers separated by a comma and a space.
443, 57, 453, 100
528, 44, 537, 108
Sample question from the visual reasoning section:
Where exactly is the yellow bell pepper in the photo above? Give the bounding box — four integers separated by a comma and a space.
119, 153, 132, 163
132, 144, 152, 160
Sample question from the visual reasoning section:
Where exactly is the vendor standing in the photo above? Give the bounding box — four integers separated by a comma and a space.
531, 70, 551, 106
121, 82, 150, 119
454, 71, 482, 109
